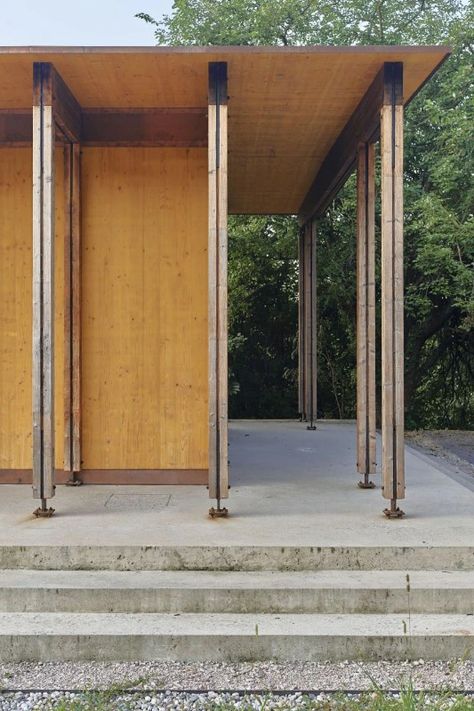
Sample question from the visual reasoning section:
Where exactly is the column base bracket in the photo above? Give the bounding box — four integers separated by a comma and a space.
33, 506, 55, 518
358, 479, 375, 489
383, 504, 405, 519
65, 474, 83, 487
209, 506, 229, 518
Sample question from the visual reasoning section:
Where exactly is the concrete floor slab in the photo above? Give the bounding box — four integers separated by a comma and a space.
0, 421, 473, 549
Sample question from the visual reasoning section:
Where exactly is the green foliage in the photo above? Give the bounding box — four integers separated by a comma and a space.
138, 0, 474, 428
228, 215, 299, 417
137, 0, 465, 46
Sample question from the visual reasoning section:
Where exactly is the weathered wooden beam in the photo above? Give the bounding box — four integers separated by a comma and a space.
0, 110, 32, 145
82, 108, 207, 146
356, 142, 376, 488
380, 63, 405, 517
51, 64, 82, 142
208, 61, 229, 515
298, 64, 389, 224
32, 62, 56, 516
0, 108, 207, 146
32, 63, 82, 142
63, 143, 81, 482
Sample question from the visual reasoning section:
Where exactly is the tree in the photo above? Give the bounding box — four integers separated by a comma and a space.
138, 0, 474, 428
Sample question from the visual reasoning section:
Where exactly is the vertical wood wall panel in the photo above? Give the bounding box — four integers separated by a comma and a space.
80, 147, 208, 470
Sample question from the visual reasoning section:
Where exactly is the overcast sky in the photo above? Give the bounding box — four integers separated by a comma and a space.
1, 0, 174, 45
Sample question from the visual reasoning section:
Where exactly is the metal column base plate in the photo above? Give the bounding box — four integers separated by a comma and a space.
65, 477, 83, 487
306, 425, 317, 431
383, 506, 405, 519
33, 507, 55, 518
209, 507, 229, 518
358, 480, 376, 489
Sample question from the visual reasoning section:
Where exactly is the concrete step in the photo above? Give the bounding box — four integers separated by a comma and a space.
2, 570, 473, 614
1, 545, 474, 571
1, 612, 473, 662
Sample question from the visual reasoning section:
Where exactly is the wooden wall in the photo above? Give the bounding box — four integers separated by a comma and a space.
0, 146, 208, 474
81, 147, 208, 470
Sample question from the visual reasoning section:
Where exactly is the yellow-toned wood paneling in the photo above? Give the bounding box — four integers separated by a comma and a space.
81, 147, 208, 470
0, 147, 64, 469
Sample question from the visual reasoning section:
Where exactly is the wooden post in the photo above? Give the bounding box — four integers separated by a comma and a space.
64, 142, 81, 483
305, 220, 317, 429
303, 223, 311, 422
356, 142, 376, 488
298, 229, 305, 418
32, 62, 81, 514
208, 62, 229, 516
32, 63, 56, 516
380, 63, 405, 517
300, 221, 317, 427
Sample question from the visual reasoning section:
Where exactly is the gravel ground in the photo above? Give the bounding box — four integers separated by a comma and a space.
1, 660, 473, 692
0, 688, 473, 711
406, 430, 474, 480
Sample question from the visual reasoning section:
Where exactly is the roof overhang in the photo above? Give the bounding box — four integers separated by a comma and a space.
0, 45, 450, 214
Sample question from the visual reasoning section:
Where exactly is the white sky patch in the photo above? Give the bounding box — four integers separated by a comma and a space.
0, 0, 173, 45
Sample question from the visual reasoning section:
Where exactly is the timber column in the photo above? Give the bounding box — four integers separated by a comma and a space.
32, 64, 56, 516
380, 63, 405, 517
208, 62, 229, 517
298, 228, 305, 419
300, 220, 317, 429
63, 142, 82, 486
32, 62, 82, 515
356, 142, 376, 488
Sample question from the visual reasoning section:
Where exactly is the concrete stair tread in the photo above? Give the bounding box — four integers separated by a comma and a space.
1, 612, 474, 636
2, 569, 473, 589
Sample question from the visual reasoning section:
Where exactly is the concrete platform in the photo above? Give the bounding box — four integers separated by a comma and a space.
0, 420, 472, 553
1, 422, 473, 662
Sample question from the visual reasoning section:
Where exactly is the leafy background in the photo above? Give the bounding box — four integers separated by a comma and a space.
138, 0, 474, 428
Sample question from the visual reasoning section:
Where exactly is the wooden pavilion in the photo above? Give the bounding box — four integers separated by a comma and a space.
0, 46, 450, 518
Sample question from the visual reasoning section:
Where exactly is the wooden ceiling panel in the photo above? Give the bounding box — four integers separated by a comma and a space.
0, 46, 449, 213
